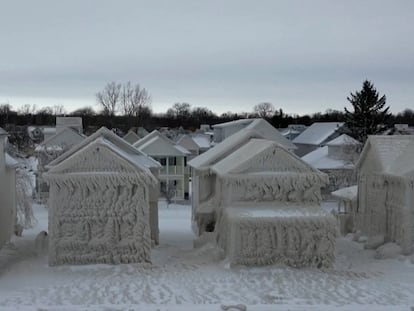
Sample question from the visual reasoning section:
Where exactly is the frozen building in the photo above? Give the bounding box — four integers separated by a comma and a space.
123, 130, 141, 145
302, 134, 361, 198
45, 127, 161, 265
56, 117, 83, 134
0, 128, 18, 249
212, 118, 297, 151
293, 122, 345, 157
189, 130, 336, 267
176, 133, 211, 160
355, 135, 414, 254
134, 130, 191, 200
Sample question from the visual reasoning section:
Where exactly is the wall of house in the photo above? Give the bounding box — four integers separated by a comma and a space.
321, 168, 356, 199
294, 144, 319, 157
48, 176, 152, 265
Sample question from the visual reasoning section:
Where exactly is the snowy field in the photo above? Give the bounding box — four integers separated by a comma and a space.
0, 202, 414, 311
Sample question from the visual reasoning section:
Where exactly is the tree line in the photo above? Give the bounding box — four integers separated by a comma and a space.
1, 80, 413, 140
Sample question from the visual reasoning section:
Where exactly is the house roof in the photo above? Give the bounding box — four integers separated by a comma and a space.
176, 134, 200, 151
34, 127, 85, 152
123, 131, 141, 145
212, 118, 254, 128
192, 134, 211, 149
356, 135, 414, 173
46, 136, 158, 184
189, 128, 267, 169
47, 127, 160, 169
301, 146, 354, 170
293, 122, 344, 145
211, 138, 321, 176
331, 185, 358, 201
133, 130, 190, 156
325, 134, 360, 146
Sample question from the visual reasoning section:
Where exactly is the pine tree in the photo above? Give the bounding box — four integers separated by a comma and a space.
344, 80, 390, 143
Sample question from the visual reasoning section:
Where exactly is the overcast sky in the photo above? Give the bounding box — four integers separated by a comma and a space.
1, 1, 413, 115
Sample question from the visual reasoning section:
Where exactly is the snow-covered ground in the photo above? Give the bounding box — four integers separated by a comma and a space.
0, 201, 414, 311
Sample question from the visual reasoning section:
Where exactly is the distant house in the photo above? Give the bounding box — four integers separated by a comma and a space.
189, 133, 335, 267
123, 130, 141, 145
56, 117, 83, 134
134, 130, 191, 200
279, 124, 307, 141
355, 135, 414, 254
292, 122, 345, 157
176, 133, 211, 160
212, 118, 297, 151
302, 134, 361, 198
45, 127, 160, 265
0, 128, 18, 250
35, 127, 85, 202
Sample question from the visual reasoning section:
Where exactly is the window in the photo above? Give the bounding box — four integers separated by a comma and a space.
168, 157, 177, 166
159, 157, 166, 166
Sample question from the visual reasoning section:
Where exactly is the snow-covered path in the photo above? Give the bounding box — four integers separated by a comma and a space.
0, 202, 414, 310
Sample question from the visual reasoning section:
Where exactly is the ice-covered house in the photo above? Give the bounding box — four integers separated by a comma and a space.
56, 117, 83, 134
176, 133, 211, 160
35, 127, 85, 202
292, 122, 345, 157
133, 130, 191, 200
302, 134, 361, 198
0, 128, 18, 249
44, 127, 161, 265
189, 130, 336, 267
355, 135, 414, 254
212, 118, 296, 151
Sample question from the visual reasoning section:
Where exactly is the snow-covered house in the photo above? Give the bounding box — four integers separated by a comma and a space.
35, 127, 85, 202
56, 117, 83, 134
123, 130, 141, 145
355, 135, 414, 254
44, 127, 161, 265
0, 128, 18, 250
331, 185, 358, 235
212, 118, 297, 151
134, 130, 191, 200
189, 130, 336, 267
293, 122, 345, 157
302, 134, 361, 198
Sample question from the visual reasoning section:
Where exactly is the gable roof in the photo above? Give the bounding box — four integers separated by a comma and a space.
189, 127, 297, 170
123, 131, 141, 145
176, 134, 200, 152
192, 134, 211, 149
213, 118, 296, 150
35, 127, 85, 152
133, 130, 190, 156
293, 122, 344, 145
211, 139, 322, 176
46, 136, 158, 184
356, 135, 414, 173
47, 127, 160, 169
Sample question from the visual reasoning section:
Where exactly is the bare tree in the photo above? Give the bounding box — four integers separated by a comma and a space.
96, 81, 122, 116
18, 104, 37, 115
120, 82, 152, 120
167, 103, 191, 119
253, 102, 275, 119
52, 105, 66, 116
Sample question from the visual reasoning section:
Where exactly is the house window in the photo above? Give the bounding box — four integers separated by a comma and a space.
168, 157, 177, 166
159, 158, 166, 166
184, 157, 187, 167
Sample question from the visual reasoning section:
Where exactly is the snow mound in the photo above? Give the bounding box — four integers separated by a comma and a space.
375, 243, 402, 260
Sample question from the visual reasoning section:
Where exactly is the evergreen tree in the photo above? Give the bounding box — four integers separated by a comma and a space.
344, 80, 390, 143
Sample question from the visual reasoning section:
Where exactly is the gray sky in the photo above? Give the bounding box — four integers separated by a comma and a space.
1, 0, 413, 115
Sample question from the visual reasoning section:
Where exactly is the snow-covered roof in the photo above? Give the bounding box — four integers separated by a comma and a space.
211, 138, 322, 176
385, 140, 414, 176
189, 128, 267, 169
302, 146, 354, 170
325, 134, 360, 146
176, 134, 200, 151
192, 134, 211, 149
356, 135, 414, 173
212, 118, 254, 128
331, 185, 358, 201
46, 136, 158, 184
42, 127, 56, 135
34, 127, 85, 152
293, 122, 344, 145
47, 127, 160, 169
134, 130, 190, 156
5, 153, 18, 168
